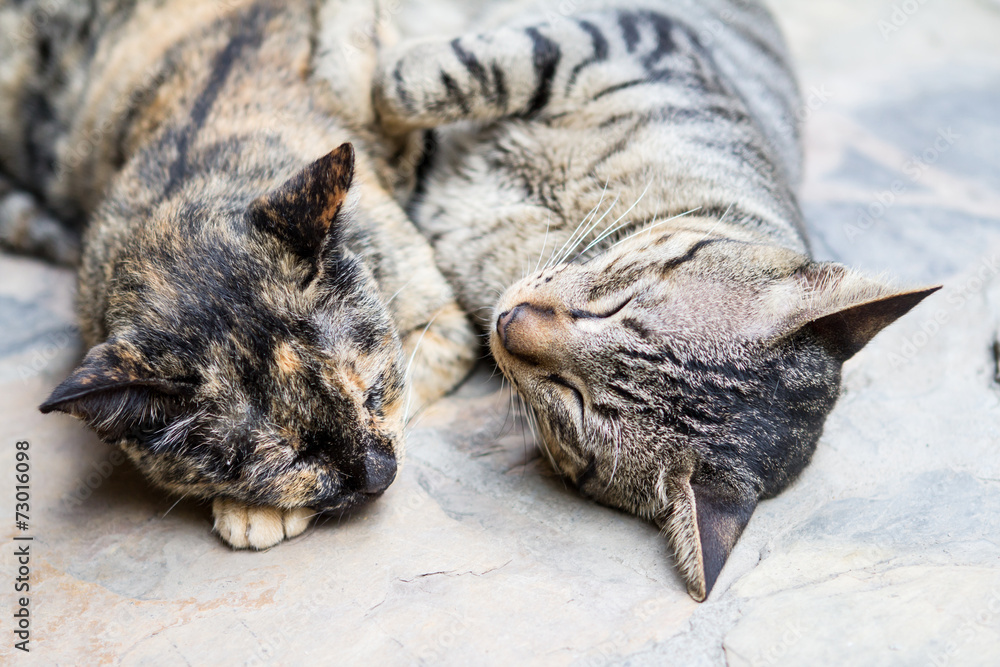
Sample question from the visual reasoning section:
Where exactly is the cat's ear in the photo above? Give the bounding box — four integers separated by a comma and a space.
658, 472, 757, 602
39, 341, 192, 433
781, 263, 941, 362
248, 143, 356, 259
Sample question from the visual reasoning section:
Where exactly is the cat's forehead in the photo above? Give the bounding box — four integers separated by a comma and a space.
500, 229, 806, 345
587, 229, 804, 289
110, 255, 401, 404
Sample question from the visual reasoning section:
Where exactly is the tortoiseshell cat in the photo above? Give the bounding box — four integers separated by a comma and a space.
0, 0, 476, 548
374, 0, 938, 600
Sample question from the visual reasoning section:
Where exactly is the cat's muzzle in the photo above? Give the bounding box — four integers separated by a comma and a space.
495, 303, 571, 368
497, 304, 550, 355
357, 446, 397, 495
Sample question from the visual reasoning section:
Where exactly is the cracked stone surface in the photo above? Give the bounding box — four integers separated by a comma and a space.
2, 1, 1000, 664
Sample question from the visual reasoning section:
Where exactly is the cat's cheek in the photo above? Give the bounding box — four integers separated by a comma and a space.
534, 414, 587, 480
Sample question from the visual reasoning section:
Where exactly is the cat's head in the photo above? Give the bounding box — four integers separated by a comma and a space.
490, 225, 938, 601
41, 144, 408, 514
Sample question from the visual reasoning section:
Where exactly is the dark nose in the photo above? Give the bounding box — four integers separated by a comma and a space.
361, 447, 397, 494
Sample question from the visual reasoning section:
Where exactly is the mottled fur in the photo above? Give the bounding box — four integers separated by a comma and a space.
1, 0, 476, 547
374, 0, 938, 600
0, 173, 79, 264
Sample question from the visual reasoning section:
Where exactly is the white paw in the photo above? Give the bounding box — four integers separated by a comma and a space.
212, 498, 314, 549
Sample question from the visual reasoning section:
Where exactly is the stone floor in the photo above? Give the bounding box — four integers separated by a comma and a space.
3, 1, 1000, 665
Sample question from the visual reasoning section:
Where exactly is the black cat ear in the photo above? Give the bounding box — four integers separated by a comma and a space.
659, 473, 757, 602
784, 263, 941, 362
248, 143, 356, 259
39, 341, 191, 426
806, 286, 941, 362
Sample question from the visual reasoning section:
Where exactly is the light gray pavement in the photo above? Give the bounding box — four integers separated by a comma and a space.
2, 1, 999, 664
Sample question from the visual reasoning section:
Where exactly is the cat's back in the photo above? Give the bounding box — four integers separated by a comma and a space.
392, 0, 808, 319
404, 0, 802, 186
0, 0, 329, 219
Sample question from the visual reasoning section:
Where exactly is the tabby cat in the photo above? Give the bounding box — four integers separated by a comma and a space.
0, 0, 476, 548
373, 0, 938, 600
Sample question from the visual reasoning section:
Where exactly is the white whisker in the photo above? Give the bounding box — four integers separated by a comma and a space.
609, 206, 703, 249
572, 179, 654, 261
555, 193, 620, 267
534, 215, 551, 273
604, 421, 623, 490
162, 494, 187, 518
698, 202, 734, 241
402, 309, 443, 425
385, 277, 416, 307
545, 179, 610, 270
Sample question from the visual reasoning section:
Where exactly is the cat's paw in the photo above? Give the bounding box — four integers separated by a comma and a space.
212, 498, 314, 549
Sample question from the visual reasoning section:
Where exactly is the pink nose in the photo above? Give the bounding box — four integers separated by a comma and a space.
495, 303, 562, 362
496, 305, 522, 346
497, 303, 540, 353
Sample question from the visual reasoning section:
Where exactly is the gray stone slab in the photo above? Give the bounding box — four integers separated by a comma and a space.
2, 0, 1000, 664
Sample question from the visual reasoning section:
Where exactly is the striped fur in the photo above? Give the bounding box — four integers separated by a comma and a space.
374, 0, 939, 600
1, 0, 477, 548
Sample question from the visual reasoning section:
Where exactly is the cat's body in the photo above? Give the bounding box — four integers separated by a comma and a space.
0, 0, 476, 547
379, 0, 807, 323
374, 0, 937, 600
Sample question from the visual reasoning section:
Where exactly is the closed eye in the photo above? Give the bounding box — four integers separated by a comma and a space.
365, 377, 385, 417
569, 295, 634, 320
548, 373, 585, 422
364, 383, 384, 415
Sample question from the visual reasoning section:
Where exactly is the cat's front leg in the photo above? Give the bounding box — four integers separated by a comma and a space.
212, 499, 314, 550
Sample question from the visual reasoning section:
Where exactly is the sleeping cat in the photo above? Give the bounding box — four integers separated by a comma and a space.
0, 0, 476, 548
373, 0, 939, 600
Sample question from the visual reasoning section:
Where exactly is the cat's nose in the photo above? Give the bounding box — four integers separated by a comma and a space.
360, 447, 397, 494
496, 306, 520, 342
496, 303, 559, 360
496, 304, 528, 353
